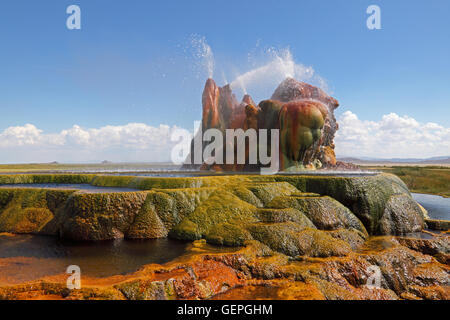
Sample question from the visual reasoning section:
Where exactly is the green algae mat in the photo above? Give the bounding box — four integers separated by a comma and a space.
0, 173, 426, 257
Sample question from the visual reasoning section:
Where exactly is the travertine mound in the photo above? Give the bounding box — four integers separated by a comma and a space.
0, 173, 426, 245
0, 173, 447, 300
186, 77, 345, 171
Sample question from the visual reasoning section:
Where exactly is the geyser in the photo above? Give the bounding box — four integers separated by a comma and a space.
185, 77, 351, 172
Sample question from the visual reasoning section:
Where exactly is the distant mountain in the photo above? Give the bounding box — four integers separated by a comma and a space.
338, 156, 450, 164
419, 157, 450, 164
337, 157, 363, 163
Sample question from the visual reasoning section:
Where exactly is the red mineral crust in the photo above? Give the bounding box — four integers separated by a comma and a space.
186, 77, 353, 171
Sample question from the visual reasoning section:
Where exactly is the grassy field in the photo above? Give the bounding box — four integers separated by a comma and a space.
364, 166, 450, 198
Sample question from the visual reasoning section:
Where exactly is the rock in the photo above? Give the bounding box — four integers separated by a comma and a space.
256, 208, 316, 226
379, 194, 425, 235
0, 189, 72, 235
319, 146, 337, 167
300, 173, 424, 235
185, 77, 348, 171
0, 173, 427, 241
257, 100, 283, 131
271, 77, 339, 110
407, 285, 450, 300
206, 223, 252, 247
268, 195, 368, 236
1, 235, 448, 300
229, 95, 256, 129
247, 223, 351, 257
331, 161, 360, 170
170, 189, 258, 240
397, 234, 450, 256
126, 195, 169, 239
294, 228, 352, 257
60, 192, 148, 240
425, 219, 450, 231
271, 78, 340, 167
242, 181, 299, 207
202, 78, 225, 131
327, 228, 367, 250
279, 100, 326, 169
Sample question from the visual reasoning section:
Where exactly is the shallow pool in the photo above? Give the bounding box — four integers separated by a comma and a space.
0, 235, 188, 284
412, 193, 450, 221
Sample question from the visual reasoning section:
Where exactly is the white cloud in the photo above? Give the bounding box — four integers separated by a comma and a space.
1, 111, 449, 163
0, 124, 43, 147
335, 111, 450, 158
0, 123, 191, 163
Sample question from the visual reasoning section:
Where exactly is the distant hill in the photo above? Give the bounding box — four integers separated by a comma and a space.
419, 157, 450, 164
338, 156, 450, 165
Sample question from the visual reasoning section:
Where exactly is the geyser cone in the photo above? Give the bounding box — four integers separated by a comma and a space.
186, 77, 343, 171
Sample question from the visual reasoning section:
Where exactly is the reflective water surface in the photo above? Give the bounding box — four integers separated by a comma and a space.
412, 193, 450, 221
0, 235, 188, 284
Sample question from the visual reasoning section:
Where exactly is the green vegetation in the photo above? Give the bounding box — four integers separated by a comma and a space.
0, 189, 73, 234
274, 173, 417, 235
365, 166, 450, 197
0, 174, 94, 184
0, 172, 427, 245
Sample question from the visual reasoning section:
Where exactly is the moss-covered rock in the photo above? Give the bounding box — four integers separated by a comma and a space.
246, 222, 309, 256
230, 186, 264, 207
206, 223, 252, 246
327, 228, 367, 250
244, 182, 299, 207
0, 173, 426, 243
171, 219, 202, 240
247, 223, 351, 257
256, 208, 315, 226
0, 174, 94, 185
170, 190, 258, 240
60, 192, 148, 240
294, 228, 352, 257
115, 279, 176, 300
0, 189, 73, 234
155, 188, 216, 227
91, 175, 248, 190
268, 195, 367, 236
379, 194, 424, 235
274, 173, 423, 235
127, 194, 168, 239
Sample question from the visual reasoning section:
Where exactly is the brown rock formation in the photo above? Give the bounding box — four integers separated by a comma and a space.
1, 237, 448, 300
187, 77, 349, 171
271, 78, 339, 168
201, 78, 221, 131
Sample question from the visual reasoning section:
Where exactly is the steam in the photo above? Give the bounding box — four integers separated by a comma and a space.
230, 48, 328, 97
189, 34, 215, 79
187, 36, 329, 100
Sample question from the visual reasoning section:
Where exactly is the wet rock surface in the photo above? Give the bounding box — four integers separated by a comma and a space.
0, 173, 447, 300
0, 237, 447, 300
0, 173, 427, 240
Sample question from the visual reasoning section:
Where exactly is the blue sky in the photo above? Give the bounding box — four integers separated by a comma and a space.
0, 0, 449, 162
